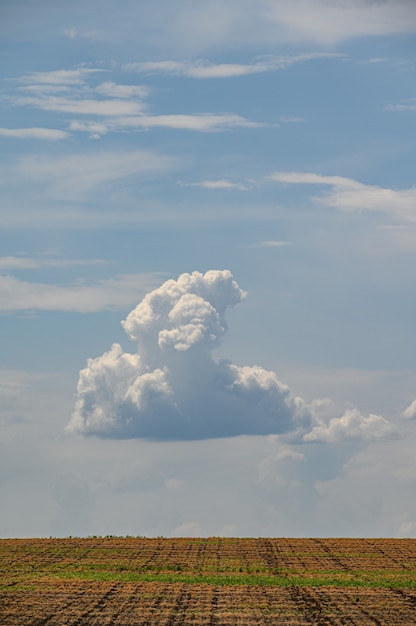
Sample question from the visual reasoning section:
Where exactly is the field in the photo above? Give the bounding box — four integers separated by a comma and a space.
1, 537, 416, 624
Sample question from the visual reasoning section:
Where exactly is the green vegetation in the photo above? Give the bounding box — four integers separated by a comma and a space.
1, 537, 416, 590
12, 570, 416, 589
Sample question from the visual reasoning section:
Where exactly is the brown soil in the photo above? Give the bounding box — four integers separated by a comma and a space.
1, 537, 416, 625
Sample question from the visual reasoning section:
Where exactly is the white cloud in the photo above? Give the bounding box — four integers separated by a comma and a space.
68, 270, 312, 440
17, 71, 148, 106
0, 256, 108, 270
63, 27, 99, 41
398, 520, 416, 536
19, 68, 103, 86
278, 115, 305, 123
0, 273, 162, 313
134, 0, 416, 52
252, 240, 292, 248
170, 521, 204, 537
16, 95, 146, 116
0, 200, 284, 230
0, 128, 69, 140
69, 114, 261, 135
70, 115, 261, 136
270, 172, 357, 186
258, 444, 305, 487
270, 171, 416, 223
8, 149, 176, 198
164, 478, 185, 490
94, 81, 149, 99
178, 179, 248, 190
111, 113, 261, 132
1, 364, 413, 537
273, 363, 416, 419
10, 67, 260, 135
402, 400, 416, 419
2, 415, 415, 537
377, 225, 416, 250
125, 53, 344, 78
5, 0, 416, 56
68, 121, 109, 136
260, 0, 416, 46
303, 408, 396, 443
359, 57, 387, 65
68, 270, 399, 442
385, 98, 416, 112
12, 69, 148, 120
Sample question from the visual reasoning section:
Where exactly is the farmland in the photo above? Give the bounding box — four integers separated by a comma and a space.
1, 537, 416, 624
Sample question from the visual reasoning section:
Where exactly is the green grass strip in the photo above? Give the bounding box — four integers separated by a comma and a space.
4, 570, 413, 589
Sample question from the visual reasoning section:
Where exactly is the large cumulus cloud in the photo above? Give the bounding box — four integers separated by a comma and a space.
68, 269, 397, 442
68, 270, 311, 440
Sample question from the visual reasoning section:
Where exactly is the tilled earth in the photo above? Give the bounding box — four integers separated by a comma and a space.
1, 537, 416, 625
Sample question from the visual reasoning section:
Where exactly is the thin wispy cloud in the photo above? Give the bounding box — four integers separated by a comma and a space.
385, 98, 416, 112
68, 121, 109, 136
278, 115, 305, 123
109, 114, 261, 132
15, 95, 146, 117
0, 199, 283, 230
19, 68, 104, 86
0, 128, 69, 140
270, 172, 360, 186
8, 67, 261, 136
5, 0, 416, 53
358, 57, 387, 65
125, 53, 344, 79
63, 27, 99, 41
94, 81, 150, 99
0, 273, 163, 313
251, 240, 292, 248
0, 256, 108, 270
270, 172, 416, 222
178, 180, 248, 190
12, 69, 149, 119
377, 225, 416, 250
69, 113, 263, 138
131, 0, 416, 52
69, 115, 262, 136
256, 0, 416, 46
6, 150, 177, 198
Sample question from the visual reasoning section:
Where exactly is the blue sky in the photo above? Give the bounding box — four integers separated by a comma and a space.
1, 0, 416, 538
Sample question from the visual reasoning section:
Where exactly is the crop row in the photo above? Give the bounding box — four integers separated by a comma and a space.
1, 537, 416, 587
2, 539, 416, 625
2, 580, 416, 625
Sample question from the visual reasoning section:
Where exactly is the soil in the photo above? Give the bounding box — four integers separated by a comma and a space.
1, 537, 415, 625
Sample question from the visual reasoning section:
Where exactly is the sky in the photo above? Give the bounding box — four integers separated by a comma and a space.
1, 0, 416, 538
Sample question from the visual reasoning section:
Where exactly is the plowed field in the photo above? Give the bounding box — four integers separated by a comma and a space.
1, 537, 416, 624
